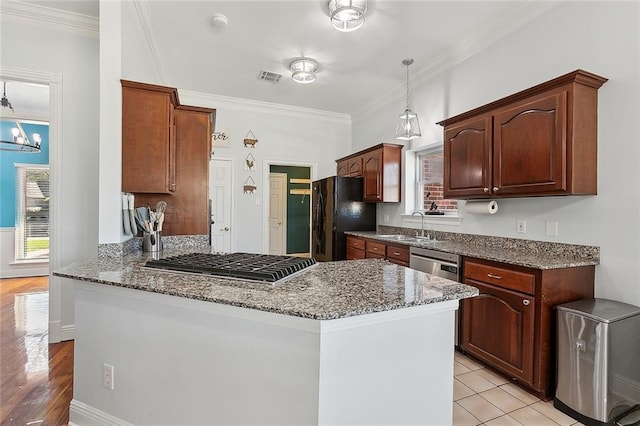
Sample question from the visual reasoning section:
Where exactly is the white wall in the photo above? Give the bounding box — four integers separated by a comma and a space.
353, 2, 640, 306
180, 92, 351, 253
0, 10, 100, 338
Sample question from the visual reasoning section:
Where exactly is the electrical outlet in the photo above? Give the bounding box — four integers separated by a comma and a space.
103, 363, 114, 390
545, 221, 558, 237
516, 220, 527, 234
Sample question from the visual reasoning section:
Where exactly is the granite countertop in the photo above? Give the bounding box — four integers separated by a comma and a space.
53, 249, 478, 320
345, 231, 599, 269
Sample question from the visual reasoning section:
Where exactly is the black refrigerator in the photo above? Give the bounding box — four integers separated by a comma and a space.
312, 176, 377, 261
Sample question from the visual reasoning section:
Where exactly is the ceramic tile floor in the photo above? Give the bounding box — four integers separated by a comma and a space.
453, 351, 584, 426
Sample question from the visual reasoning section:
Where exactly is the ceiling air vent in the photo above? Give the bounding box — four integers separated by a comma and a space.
258, 70, 282, 83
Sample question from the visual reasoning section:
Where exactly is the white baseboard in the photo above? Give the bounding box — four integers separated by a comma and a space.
69, 399, 134, 426
49, 320, 61, 343
61, 324, 75, 341
0, 267, 49, 278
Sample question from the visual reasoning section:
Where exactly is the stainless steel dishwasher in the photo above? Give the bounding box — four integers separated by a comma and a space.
410, 246, 462, 345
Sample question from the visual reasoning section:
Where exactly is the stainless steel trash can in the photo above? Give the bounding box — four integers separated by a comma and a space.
554, 299, 640, 426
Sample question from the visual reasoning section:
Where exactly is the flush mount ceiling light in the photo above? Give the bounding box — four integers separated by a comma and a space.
395, 59, 422, 141
328, 0, 367, 32
290, 58, 318, 84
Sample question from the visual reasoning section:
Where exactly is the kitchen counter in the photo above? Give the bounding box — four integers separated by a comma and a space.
56, 250, 477, 425
345, 230, 599, 269
54, 249, 477, 320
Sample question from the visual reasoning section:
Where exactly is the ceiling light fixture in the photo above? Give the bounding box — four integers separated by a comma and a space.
1, 122, 42, 152
328, 0, 367, 32
395, 59, 422, 141
290, 58, 318, 84
1, 82, 42, 152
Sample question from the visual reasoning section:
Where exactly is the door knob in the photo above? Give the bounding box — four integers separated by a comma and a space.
220, 227, 229, 231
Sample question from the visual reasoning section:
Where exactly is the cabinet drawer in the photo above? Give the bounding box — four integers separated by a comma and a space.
386, 245, 409, 263
346, 246, 365, 260
346, 236, 365, 250
366, 252, 385, 260
464, 260, 535, 295
366, 241, 386, 256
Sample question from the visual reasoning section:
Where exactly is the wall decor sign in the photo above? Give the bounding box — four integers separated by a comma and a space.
243, 130, 258, 148
212, 129, 231, 148
243, 176, 257, 194
244, 153, 256, 171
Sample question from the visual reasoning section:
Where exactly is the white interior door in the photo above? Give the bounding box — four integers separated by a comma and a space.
268, 173, 287, 255
210, 159, 232, 253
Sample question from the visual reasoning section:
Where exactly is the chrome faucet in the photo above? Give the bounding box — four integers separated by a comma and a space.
412, 211, 425, 237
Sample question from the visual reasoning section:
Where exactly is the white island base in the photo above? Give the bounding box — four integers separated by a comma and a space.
70, 281, 458, 426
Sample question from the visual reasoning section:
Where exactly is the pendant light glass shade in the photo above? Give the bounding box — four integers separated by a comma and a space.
290, 58, 318, 84
394, 59, 422, 140
395, 109, 421, 141
328, 0, 367, 32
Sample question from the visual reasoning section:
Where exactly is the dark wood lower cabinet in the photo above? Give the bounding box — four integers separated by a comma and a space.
461, 281, 535, 384
460, 257, 595, 400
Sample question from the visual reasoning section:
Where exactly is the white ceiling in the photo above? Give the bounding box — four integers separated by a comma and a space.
9, 1, 557, 117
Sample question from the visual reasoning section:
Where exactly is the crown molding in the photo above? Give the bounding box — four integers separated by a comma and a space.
0, 0, 98, 38
352, 1, 559, 122
179, 90, 351, 124
130, 0, 168, 84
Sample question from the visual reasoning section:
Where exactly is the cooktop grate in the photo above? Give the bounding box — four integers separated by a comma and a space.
144, 252, 317, 283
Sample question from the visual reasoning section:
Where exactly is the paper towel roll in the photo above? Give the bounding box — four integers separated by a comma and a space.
464, 200, 499, 215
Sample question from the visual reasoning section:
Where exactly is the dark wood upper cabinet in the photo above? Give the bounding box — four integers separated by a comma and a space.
337, 143, 402, 203
122, 80, 179, 194
438, 70, 607, 199
122, 80, 216, 236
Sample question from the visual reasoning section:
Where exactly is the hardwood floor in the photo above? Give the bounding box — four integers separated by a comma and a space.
0, 277, 73, 426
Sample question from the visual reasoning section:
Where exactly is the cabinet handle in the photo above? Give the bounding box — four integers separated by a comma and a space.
523, 300, 530, 306
394, 252, 400, 256
487, 273, 502, 280
483, 187, 489, 193
373, 247, 378, 251
493, 186, 499, 192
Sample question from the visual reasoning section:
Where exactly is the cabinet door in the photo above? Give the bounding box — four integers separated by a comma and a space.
460, 280, 535, 384
493, 91, 568, 195
336, 159, 349, 177
348, 157, 363, 177
346, 246, 365, 260
122, 86, 175, 194
443, 115, 492, 198
363, 149, 383, 202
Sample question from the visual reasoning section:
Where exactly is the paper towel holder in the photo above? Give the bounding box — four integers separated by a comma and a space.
464, 200, 499, 215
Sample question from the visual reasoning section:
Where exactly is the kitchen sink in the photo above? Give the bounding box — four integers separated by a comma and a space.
376, 234, 439, 244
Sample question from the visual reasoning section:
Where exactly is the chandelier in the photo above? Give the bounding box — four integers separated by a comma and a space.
0, 81, 42, 152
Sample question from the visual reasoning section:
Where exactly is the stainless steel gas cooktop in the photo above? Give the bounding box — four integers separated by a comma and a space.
144, 252, 317, 283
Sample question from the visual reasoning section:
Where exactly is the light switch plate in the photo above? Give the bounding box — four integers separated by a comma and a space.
516, 220, 526, 234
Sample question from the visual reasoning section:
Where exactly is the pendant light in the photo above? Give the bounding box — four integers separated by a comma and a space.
394, 59, 422, 140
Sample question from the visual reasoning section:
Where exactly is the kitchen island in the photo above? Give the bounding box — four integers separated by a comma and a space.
55, 250, 478, 426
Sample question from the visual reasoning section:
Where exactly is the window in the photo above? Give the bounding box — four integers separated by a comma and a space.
416, 147, 457, 213
15, 164, 50, 261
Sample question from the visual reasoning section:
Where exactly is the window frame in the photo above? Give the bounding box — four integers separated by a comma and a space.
14, 163, 50, 263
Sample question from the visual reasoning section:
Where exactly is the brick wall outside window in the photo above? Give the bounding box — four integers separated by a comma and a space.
418, 150, 458, 212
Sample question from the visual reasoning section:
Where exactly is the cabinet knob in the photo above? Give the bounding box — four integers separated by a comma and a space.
493, 186, 499, 192
523, 300, 530, 306
487, 273, 502, 280
170, 183, 177, 191
483, 187, 489, 193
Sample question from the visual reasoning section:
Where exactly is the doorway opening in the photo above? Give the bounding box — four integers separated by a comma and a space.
0, 80, 50, 277
264, 161, 315, 256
